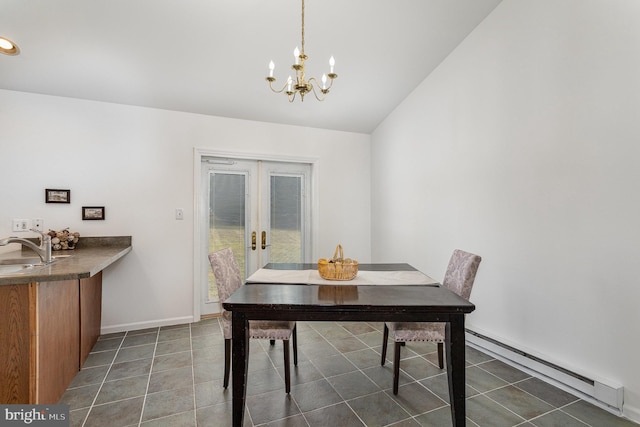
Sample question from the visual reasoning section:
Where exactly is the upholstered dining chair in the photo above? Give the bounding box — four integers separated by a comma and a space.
380, 249, 481, 395
208, 248, 298, 393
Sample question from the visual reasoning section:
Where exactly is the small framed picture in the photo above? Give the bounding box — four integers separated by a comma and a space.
45, 189, 71, 204
82, 206, 105, 220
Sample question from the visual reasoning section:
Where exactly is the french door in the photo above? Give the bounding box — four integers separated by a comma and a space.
200, 157, 312, 316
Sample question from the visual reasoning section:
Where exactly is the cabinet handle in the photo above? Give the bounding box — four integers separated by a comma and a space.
251, 231, 256, 250
261, 231, 267, 250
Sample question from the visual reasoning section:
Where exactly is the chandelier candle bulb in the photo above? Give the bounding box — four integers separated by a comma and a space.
294, 47, 300, 64
322, 74, 327, 90
269, 61, 275, 77
329, 56, 335, 73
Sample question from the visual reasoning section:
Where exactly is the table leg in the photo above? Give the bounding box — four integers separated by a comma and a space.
446, 315, 466, 427
231, 312, 249, 427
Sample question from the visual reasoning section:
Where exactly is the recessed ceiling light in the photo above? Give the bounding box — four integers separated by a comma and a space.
0, 36, 20, 55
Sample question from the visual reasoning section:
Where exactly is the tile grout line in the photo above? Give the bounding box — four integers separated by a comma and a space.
313, 322, 412, 426
283, 323, 354, 424
79, 333, 127, 427
341, 322, 417, 426
340, 323, 506, 426
509, 379, 588, 426
308, 322, 370, 427
136, 328, 160, 427
357, 326, 450, 426
190, 323, 198, 427
353, 322, 452, 420
80, 336, 124, 424
470, 385, 530, 426
257, 326, 307, 426
470, 364, 589, 426
553, 401, 595, 427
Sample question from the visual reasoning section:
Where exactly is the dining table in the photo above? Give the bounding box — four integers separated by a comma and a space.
222, 263, 475, 427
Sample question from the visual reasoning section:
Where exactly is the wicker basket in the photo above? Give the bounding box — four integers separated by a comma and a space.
317, 244, 358, 281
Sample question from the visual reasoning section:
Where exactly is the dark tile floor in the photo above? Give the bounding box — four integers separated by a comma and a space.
60, 319, 638, 427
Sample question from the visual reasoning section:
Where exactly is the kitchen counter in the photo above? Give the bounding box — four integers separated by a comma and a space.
0, 236, 131, 285
0, 235, 132, 404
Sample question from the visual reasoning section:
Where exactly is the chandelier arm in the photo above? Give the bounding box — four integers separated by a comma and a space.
267, 79, 291, 94
309, 77, 333, 96
308, 81, 326, 102
307, 77, 321, 89
308, 76, 332, 93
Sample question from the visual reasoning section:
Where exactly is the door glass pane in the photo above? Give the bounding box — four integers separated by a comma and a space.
270, 175, 303, 263
208, 172, 246, 301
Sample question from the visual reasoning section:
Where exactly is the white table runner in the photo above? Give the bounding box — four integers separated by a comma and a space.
246, 268, 438, 286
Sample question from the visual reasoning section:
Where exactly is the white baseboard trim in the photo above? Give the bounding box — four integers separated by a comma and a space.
101, 316, 196, 335
622, 403, 640, 424
465, 329, 627, 418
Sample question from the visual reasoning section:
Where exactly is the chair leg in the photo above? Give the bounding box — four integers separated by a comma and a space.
283, 339, 291, 393
393, 341, 402, 395
223, 339, 231, 389
293, 325, 298, 366
381, 324, 389, 365
437, 342, 444, 369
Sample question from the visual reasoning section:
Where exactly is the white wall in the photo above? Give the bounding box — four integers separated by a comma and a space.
0, 89, 371, 331
371, 0, 640, 421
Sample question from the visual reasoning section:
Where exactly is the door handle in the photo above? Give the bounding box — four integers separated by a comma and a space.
251, 231, 257, 250
261, 231, 267, 250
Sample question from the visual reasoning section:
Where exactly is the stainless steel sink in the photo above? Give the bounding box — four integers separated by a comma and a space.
0, 255, 73, 276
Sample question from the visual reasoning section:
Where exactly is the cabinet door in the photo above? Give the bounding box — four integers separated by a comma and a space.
0, 284, 31, 403
80, 272, 102, 367
36, 279, 79, 403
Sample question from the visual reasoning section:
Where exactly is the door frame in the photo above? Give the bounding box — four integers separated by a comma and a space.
192, 147, 320, 321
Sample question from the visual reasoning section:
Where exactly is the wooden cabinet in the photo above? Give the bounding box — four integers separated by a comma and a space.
0, 273, 102, 404
35, 279, 80, 403
80, 272, 102, 368
0, 283, 31, 403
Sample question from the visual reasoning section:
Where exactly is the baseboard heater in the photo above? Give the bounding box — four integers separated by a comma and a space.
465, 329, 624, 414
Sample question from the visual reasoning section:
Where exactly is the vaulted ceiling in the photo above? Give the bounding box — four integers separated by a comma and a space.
1, 0, 501, 133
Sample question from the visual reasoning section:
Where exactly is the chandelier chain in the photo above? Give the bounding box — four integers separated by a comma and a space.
301, 0, 305, 55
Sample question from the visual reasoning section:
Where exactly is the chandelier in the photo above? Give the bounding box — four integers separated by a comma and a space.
265, 0, 337, 102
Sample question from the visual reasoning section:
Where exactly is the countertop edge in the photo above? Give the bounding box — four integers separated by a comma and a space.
88, 246, 132, 277
0, 237, 132, 285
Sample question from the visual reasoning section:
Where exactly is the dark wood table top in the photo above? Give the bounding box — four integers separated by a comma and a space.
224, 283, 474, 314
224, 263, 475, 315
263, 262, 418, 271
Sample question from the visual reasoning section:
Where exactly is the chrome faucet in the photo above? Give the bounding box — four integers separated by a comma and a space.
0, 229, 52, 264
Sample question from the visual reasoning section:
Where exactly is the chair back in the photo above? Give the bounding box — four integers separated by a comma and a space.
208, 248, 243, 303
442, 249, 482, 300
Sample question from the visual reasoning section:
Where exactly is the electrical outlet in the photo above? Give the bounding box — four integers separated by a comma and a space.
12, 218, 30, 232
175, 208, 184, 220
33, 218, 43, 231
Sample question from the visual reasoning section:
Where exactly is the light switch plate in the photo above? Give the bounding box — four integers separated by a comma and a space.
12, 218, 30, 232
